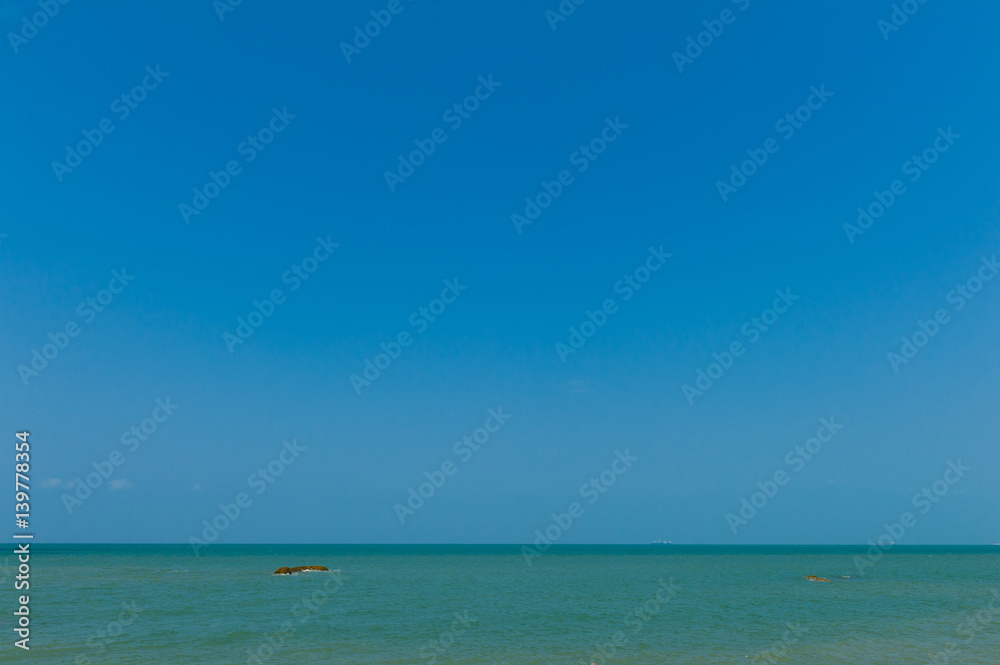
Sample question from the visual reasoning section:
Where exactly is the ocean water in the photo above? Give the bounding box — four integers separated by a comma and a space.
20, 545, 1000, 664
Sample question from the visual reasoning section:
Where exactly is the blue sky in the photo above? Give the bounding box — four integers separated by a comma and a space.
2, 0, 998, 545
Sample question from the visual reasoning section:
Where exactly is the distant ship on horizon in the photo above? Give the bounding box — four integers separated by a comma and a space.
650, 540, 673, 545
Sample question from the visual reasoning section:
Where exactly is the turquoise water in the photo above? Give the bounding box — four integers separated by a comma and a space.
18, 545, 1000, 664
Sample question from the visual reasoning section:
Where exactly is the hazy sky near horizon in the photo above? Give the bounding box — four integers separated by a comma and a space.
2, 0, 999, 546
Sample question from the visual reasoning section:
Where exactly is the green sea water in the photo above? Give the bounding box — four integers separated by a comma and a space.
13, 545, 1000, 664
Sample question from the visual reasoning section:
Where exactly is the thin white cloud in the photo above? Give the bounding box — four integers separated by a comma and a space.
41, 478, 61, 488
109, 479, 133, 491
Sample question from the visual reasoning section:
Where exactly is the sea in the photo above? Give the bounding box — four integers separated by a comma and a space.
17, 545, 1000, 664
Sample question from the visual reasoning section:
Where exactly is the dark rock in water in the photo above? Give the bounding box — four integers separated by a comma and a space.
273, 565, 329, 575
804, 575, 831, 582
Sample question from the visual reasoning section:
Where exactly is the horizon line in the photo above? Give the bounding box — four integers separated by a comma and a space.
22, 542, 1000, 547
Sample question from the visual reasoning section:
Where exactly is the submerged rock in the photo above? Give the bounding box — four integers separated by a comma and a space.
273, 565, 329, 575
804, 575, 831, 582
